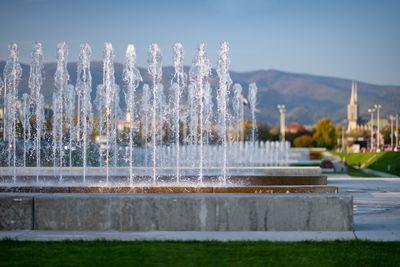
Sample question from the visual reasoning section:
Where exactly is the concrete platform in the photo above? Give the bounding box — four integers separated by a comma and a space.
0, 193, 353, 231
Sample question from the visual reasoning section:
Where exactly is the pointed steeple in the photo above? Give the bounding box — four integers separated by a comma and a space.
354, 81, 358, 103
347, 80, 359, 133
350, 81, 356, 104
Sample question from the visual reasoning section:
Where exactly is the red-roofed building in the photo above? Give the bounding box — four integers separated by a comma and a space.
286, 122, 306, 134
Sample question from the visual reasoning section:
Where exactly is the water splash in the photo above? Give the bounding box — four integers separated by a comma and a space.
232, 83, 244, 142
189, 43, 211, 183
65, 84, 75, 167
123, 44, 142, 184
21, 93, 29, 167
28, 42, 44, 180
0, 42, 284, 186
112, 84, 122, 167
216, 41, 232, 184
76, 43, 92, 182
249, 82, 257, 143
53, 42, 70, 181
4, 43, 22, 182
141, 83, 151, 168
94, 84, 104, 167
171, 43, 186, 182
147, 44, 162, 183
102, 43, 116, 183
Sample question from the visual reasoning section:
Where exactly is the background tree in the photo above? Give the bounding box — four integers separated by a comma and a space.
293, 134, 314, 147
312, 118, 336, 149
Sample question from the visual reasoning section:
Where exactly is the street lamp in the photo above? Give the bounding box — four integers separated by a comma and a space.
374, 104, 382, 151
368, 108, 375, 150
396, 113, 399, 151
341, 119, 347, 152
390, 115, 395, 150
277, 105, 286, 142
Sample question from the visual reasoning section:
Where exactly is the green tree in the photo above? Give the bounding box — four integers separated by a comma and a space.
293, 134, 314, 147
312, 118, 336, 149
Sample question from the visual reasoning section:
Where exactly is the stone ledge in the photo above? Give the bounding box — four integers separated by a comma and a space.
0, 196, 33, 230
0, 193, 352, 231
33, 193, 352, 231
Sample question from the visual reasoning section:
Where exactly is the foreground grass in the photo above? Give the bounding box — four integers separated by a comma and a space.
333, 151, 400, 177
0, 240, 400, 266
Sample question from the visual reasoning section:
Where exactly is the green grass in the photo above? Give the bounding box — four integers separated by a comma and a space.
290, 163, 321, 167
0, 240, 400, 266
333, 151, 400, 176
347, 165, 379, 177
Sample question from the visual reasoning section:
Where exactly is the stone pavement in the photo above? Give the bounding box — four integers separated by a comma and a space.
361, 168, 398, 178
330, 176, 400, 241
1, 176, 399, 242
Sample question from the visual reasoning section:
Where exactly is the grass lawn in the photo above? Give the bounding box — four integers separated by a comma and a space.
347, 165, 380, 177
0, 240, 400, 266
333, 151, 400, 177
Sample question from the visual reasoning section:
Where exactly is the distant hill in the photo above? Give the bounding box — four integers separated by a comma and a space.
0, 61, 399, 125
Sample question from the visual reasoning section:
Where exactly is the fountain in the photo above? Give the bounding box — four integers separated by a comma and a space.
76, 43, 93, 182
102, 43, 115, 183
216, 42, 232, 183
3, 43, 22, 182
0, 41, 352, 232
123, 44, 142, 184
0, 40, 328, 186
148, 43, 162, 183
189, 43, 211, 183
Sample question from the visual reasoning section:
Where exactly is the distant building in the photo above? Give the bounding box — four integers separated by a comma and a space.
347, 81, 359, 133
286, 122, 306, 134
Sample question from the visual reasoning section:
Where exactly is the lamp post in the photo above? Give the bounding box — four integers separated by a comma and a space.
277, 105, 286, 142
390, 115, 395, 150
374, 104, 382, 151
368, 108, 375, 151
396, 113, 399, 151
341, 119, 347, 152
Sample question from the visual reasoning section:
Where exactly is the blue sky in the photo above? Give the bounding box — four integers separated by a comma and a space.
1, 0, 399, 85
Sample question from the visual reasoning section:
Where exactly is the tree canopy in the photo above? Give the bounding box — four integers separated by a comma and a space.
312, 118, 337, 149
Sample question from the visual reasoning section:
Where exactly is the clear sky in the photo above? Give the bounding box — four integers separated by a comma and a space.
1, 0, 399, 85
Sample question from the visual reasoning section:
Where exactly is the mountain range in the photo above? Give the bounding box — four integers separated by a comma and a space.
0, 61, 399, 125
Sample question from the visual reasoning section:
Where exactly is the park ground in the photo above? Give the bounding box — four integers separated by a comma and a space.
1, 175, 400, 266
1, 151, 399, 266
329, 151, 400, 177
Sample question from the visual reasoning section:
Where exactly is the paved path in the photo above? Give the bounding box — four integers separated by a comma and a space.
1, 230, 399, 242
330, 176, 400, 240
1, 176, 399, 242
361, 168, 398, 178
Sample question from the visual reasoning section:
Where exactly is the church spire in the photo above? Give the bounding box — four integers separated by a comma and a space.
347, 80, 359, 133
354, 81, 358, 103
350, 81, 357, 104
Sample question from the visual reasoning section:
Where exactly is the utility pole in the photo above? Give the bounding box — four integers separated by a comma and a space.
368, 108, 375, 151
396, 113, 399, 151
374, 104, 382, 151
277, 105, 286, 142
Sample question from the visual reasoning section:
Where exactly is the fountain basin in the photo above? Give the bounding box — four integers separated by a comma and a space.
0, 167, 326, 185
0, 185, 337, 194
0, 193, 352, 231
